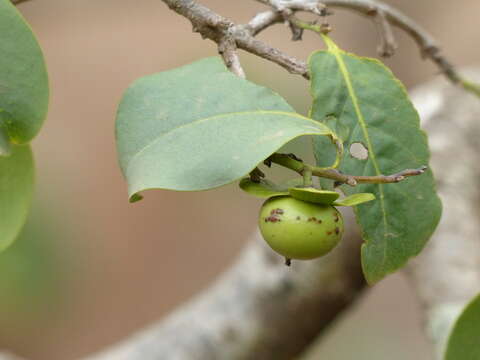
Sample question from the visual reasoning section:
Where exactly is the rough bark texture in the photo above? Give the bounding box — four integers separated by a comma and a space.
405, 72, 480, 359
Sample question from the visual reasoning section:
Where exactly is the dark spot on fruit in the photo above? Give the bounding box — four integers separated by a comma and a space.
334, 217, 339, 222
271, 208, 284, 215
327, 231, 332, 235
308, 217, 318, 222
335, 227, 340, 235
266, 215, 281, 223
316, 219, 322, 224
296, 216, 301, 220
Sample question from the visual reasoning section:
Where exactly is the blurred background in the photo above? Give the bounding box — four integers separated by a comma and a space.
2, 1, 479, 359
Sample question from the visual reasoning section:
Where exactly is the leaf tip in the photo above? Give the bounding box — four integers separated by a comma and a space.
129, 193, 143, 203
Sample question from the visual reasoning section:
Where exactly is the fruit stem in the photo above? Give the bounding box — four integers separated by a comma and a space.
303, 169, 313, 187
268, 153, 427, 186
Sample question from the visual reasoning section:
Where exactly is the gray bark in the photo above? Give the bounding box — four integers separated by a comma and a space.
87, 212, 365, 360
405, 72, 480, 359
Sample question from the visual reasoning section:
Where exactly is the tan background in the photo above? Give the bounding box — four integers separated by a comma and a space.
1, 1, 479, 359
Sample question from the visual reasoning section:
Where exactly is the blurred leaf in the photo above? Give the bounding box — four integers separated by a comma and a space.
0, 203, 68, 336
0, 0, 49, 143
309, 36, 442, 283
0, 144, 34, 251
333, 193, 375, 207
445, 293, 480, 360
116, 57, 337, 200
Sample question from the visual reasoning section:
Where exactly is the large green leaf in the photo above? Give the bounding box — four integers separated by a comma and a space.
0, 145, 34, 251
117, 57, 337, 199
0, 0, 49, 144
445, 293, 480, 360
309, 36, 442, 283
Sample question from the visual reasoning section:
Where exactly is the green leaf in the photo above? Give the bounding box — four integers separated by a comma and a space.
0, 126, 11, 157
0, 144, 34, 252
445, 293, 480, 360
117, 57, 337, 200
333, 193, 375, 207
239, 177, 305, 199
309, 36, 442, 284
0, 205, 65, 320
0, 0, 49, 143
288, 187, 339, 204
239, 178, 289, 199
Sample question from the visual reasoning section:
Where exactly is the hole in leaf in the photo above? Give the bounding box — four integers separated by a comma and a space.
350, 142, 368, 160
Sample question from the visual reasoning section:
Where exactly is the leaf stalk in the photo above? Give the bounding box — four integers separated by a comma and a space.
268, 153, 427, 186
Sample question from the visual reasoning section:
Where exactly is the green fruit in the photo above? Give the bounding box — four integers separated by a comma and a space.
258, 196, 344, 260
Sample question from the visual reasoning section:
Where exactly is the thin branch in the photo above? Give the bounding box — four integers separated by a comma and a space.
218, 36, 246, 78
372, 9, 397, 57
161, 0, 309, 77
268, 153, 426, 186
234, 31, 309, 77
253, 0, 480, 96
322, 0, 460, 82
254, 0, 326, 14
245, 10, 283, 36
10, 0, 480, 95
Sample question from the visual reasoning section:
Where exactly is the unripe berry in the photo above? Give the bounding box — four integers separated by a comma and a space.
259, 196, 344, 260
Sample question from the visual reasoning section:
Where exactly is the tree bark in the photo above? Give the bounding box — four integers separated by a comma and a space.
405, 72, 480, 359
87, 212, 365, 360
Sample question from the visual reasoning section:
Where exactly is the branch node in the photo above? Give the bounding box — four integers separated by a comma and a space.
373, 9, 398, 58
218, 36, 246, 78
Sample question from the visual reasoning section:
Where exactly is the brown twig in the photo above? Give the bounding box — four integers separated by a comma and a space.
245, 10, 283, 36
253, 0, 479, 96
372, 9, 397, 57
268, 153, 427, 186
218, 36, 246, 78
161, 0, 309, 77
255, 0, 326, 14
322, 0, 461, 83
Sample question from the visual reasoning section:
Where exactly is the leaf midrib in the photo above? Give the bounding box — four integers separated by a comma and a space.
322, 35, 389, 262
124, 110, 330, 174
